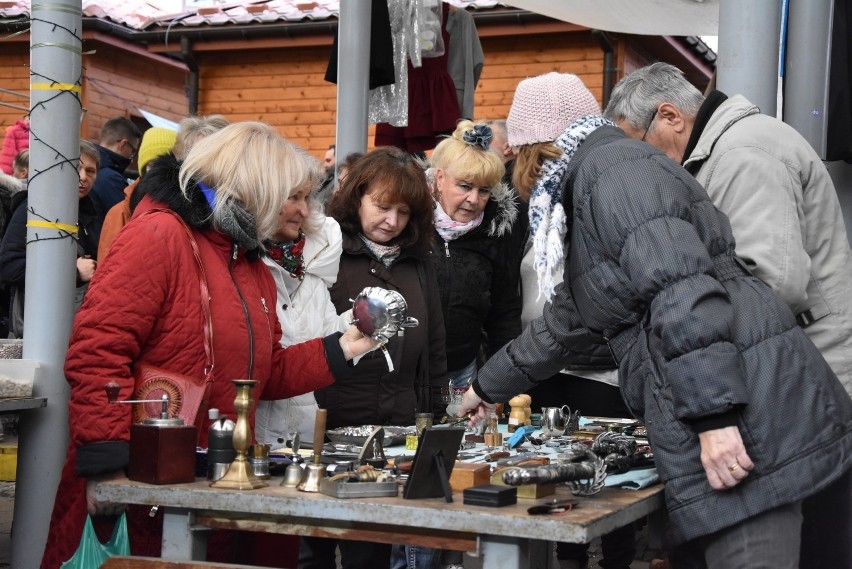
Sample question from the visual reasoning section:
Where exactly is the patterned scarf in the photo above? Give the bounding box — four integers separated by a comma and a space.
529, 115, 615, 299
433, 199, 484, 241
266, 231, 306, 280
360, 234, 401, 267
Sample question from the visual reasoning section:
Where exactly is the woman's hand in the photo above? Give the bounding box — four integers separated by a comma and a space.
339, 325, 380, 361
460, 388, 495, 429
86, 470, 128, 516
697, 425, 754, 490
77, 256, 97, 283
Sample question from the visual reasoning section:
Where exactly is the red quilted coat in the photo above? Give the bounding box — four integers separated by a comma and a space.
41, 154, 349, 568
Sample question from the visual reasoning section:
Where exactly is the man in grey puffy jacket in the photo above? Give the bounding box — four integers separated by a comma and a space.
462, 71, 852, 569
605, 62, 852, 569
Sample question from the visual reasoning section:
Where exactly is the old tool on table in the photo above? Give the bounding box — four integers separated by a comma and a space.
484, 450, 510, 462
496, 452, 549, 467
500, 448, 607, 496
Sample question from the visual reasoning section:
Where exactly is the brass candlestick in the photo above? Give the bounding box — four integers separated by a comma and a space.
211, 379, 267, 490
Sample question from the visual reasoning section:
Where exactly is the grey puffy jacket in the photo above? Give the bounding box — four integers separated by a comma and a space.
473, 126, 852, 544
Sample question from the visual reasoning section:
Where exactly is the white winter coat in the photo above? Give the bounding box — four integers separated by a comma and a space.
255, 217, 344, 447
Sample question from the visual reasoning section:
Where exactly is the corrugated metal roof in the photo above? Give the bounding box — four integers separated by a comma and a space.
0, 0, 508, 31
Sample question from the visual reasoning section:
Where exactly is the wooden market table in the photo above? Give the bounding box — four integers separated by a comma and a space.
95, 476, 664, 569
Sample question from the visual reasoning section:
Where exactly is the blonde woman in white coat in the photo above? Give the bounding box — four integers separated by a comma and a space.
255, 179, 344, 449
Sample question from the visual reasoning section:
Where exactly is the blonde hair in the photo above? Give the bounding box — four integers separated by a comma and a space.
179, 122, 321, 241
173, 115, 230, 160
430, 120, 504, 189
512, 142, 562, 200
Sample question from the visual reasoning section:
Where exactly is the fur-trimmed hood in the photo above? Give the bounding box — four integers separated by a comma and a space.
484, 181, 519, 238
134, 152, 213, 231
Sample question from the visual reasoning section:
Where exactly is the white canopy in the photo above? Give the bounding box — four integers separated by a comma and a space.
505, 0, 720, 36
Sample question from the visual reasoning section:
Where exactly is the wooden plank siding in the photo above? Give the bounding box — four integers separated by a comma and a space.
81, 40, 187, 141
0, 43, 30, 132
196, 30, 605, 160
0, 39, 187, 143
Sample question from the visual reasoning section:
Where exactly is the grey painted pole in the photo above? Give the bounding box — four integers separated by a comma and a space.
335, 0, 372, 162
12, 1, 82, 567
784, 0, 833, 158
717, 0, 782, 116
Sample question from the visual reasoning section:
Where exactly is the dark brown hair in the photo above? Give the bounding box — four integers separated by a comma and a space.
328, 147, 433, 252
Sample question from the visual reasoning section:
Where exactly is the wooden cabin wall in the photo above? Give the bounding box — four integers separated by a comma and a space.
475, 33, 605, 121
197, 31, 604, 162
0, 43, 29, 133
81, 42, 187, 142
197, 46, 340, 160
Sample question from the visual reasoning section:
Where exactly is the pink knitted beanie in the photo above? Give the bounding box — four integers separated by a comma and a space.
506, 72, 602, 147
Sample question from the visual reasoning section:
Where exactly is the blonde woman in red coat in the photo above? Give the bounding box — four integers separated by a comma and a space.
40, 122, 377, 568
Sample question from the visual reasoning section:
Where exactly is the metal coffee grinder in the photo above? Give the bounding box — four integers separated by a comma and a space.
104, 381, 197, 485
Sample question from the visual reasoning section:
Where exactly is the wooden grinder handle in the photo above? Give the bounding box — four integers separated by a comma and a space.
313, 408, 327, 464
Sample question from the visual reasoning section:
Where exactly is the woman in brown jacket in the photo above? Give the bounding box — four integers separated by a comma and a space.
300, 147, 447, 569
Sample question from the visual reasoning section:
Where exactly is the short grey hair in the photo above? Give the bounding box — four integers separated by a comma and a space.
604, 62, 705, 130
173, 114, 230, 160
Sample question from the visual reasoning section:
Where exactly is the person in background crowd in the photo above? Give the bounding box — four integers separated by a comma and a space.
604, 60, 852, 569
11, 149, 28, 182
88, 117, 142, 216
484, 119, 514, 166
97, 127, 177, 260
300, 146, 447, 569
337, 151, 364, 188
99, 115, 230, 261
315, 143, 336, 209
0, 151, 26, 338
460, 71, 852, 569
39, 122, 378, 569
501, 74, 636, 569
0, 141, 102, 338
0, 118, 29, 176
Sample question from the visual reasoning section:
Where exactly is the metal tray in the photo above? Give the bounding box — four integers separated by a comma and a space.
326, 426, 415, 448
319, 478, 400, 498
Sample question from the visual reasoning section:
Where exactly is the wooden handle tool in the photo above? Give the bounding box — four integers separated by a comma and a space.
313, 408, 327, 465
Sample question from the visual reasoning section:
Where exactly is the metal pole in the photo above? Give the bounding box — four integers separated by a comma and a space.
12, 1, 82, 567
784, 0, 833, 158
717, 0, 782, 116
335, 0, 372, 161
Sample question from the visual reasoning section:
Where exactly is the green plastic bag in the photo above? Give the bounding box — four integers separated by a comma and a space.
60, 512, 129, 569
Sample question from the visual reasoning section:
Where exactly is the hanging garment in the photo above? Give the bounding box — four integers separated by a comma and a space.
368, 0, 422, 126
446, 6, 484, 120
375, 2, 461, 152
325, 0, 395, 90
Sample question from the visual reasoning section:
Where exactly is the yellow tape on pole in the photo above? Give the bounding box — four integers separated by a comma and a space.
27, 220, 78, 234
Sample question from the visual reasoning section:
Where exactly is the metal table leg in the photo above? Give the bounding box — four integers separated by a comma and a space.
480, 536, 554, 569
161, 507, 208, 560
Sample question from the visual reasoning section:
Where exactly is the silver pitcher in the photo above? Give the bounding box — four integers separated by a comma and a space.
541, 405, 578, 436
